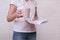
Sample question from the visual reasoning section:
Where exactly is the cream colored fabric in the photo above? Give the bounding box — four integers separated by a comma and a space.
10, 0, 37, 32
10, 0, 44, 25
10, 0, 47, 32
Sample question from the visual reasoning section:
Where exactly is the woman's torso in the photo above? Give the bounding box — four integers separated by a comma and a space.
12, 0, 36, 32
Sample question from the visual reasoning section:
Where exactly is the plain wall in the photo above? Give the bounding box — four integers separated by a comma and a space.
0, 0, 60, 40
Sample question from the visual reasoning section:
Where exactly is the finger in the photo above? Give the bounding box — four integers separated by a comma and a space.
17, 15, 23, 18
17, 11, 21, 14
18, 12, 21, 14
18, 10, 22, 13
17, 10, 22, 14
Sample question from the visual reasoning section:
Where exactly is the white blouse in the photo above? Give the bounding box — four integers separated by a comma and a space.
10, 0, 40, 24
10, 0, 47, 32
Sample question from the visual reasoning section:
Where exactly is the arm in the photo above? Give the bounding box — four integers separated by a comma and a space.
7, 4, 23, 22
7, 4, 17, 22
33, 7, 38, 20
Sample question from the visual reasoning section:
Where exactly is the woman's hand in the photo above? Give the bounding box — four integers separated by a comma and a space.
16, 10, 23, 18
7, 5, 23, 22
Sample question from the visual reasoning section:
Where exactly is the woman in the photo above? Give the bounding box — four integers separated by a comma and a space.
7, 0, 38, 40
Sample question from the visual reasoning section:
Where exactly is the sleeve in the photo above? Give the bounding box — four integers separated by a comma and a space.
10, 0, 17, 7
32, 0, 38, 7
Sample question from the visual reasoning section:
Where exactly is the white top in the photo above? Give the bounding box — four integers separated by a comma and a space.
10, 0, 47, 32
10, 0, 37, 32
